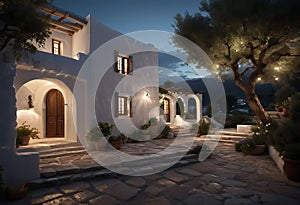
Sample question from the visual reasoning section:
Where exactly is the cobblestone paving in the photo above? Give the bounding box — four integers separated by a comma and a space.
11, 143, 300, 205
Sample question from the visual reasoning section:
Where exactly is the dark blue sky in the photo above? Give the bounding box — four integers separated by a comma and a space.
53, 0, 211, 83
53, 0, 201, 33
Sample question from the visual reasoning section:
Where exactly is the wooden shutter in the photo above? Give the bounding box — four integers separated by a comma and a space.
115, 92, 119, 117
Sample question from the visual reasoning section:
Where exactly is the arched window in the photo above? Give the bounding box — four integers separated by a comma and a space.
187, 98, 196, 119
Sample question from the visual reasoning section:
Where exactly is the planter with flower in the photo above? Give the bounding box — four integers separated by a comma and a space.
16, 122, 39, 147
235, 120, 276, 155
86, 121, 114, 150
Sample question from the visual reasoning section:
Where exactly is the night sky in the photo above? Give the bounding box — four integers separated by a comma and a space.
53, 0, 201, 33
53, 0, 211, 83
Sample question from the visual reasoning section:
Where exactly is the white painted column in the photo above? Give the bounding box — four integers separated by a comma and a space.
0, 43, 39, 187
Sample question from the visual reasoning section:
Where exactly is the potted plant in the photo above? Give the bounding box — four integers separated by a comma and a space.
108, 134, 125, 150
86, 121, 114, 151
270, 93, 300, 181
190, 119, 210, 136
235, 137, 265, 155
140, 123, 151, 141
16, 122, 39, 147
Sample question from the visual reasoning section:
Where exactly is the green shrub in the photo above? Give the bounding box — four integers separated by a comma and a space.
270, 93, 300, 160
98, 121, 114, 137
225, 111, 252, 128
235, 142, 242, 152
289, 93, 300, 121
149, 117, 158, 126
161, 125, 172, 138
251, 120, 278, 145
190, 119, 210, 136
240, 138, 256, 153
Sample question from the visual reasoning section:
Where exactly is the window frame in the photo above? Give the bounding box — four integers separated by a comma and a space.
116, 53, 132, 75
52, 39, 61, 55
118, 96, 130, 116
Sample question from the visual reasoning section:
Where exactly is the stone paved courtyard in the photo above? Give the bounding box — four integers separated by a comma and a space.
8, 143, 300, 205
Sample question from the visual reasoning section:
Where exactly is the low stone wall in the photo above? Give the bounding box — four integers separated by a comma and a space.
268, 145, 284, 174
237, 125, 252, 133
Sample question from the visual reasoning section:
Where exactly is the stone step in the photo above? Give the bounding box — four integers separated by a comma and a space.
215, 130, 252, 137
39, 149, 87, 159
30, 153, 199, 190
17, 141, 83, 153
38, 145, 85, 156
200, 134, 248, 144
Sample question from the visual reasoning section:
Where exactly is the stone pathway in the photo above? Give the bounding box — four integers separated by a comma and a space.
8, 143, 300, 205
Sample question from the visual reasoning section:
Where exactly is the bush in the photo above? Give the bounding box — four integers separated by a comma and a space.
270, 93, 300, 160
240, 138, 256, 153
289, 93, 300, 121
235, 142, 242, 152
98, 121, 114, 137
251, 120, 278, 145
161, 125, 172, 138
225, 110, 252, 128
190, 119, 210, 136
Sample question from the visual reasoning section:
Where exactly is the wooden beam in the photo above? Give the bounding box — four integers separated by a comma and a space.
50, 19, 79, 32
51, 26, 74, 36
38, 4, 88, 26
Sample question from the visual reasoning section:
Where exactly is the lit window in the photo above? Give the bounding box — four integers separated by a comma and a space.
118, 96, 130, 116
52, 39, 61, 55
116, 54, 131, 75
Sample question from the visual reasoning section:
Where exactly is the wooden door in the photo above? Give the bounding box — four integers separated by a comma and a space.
46, 89, 64, 137
163, 98, 170, 122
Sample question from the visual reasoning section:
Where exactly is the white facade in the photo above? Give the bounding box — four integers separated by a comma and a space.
15, 15, 159, 142
2, 12, 159, 186
160, 91, 202, 125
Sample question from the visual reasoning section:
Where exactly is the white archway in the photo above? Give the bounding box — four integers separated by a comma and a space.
16, 78, 77, 141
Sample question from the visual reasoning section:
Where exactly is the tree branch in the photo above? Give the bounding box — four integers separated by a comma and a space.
246, 42, 258, 68
241, 66, 254, 77
265, 45, 300, 64
224, 42, 231, 61
231, 59, 247, 92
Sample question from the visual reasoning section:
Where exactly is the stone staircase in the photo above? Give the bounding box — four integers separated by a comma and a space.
18, 138, 200, 189
17, 127, 249, 189
200, 129, 251, 144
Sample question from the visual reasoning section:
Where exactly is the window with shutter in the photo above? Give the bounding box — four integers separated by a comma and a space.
116, 53, 132, 75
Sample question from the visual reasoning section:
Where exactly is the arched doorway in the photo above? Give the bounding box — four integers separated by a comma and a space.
46, 89, 64, 137
187, 98, 197, 119
176, 98, 184, 116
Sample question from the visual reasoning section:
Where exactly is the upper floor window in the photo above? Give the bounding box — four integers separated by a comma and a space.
116, 54, 131, 75
52, 39, 61, 55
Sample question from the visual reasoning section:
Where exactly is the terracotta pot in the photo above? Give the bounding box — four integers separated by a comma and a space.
108, 136, 122, 150
283, 157, 300, 182
250, 144, 266, 155
5, 184, 28, 201
21, 135, 30, 146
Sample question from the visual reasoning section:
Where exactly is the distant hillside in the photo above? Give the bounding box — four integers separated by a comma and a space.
175, 78, 275, 109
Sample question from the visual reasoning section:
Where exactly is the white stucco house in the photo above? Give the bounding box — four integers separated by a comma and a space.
15, 5, 159, 142
0, 5, 159, 186
159, 87, 202, 125
0, 5, 202, 186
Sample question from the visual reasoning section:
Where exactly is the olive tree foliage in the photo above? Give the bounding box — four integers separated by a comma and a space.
173, 0, 300, 123
0, 0, 51, 58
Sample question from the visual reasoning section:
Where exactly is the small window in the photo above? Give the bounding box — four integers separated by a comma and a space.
52, 39, 61, 55
116, 54, 131, 75
118, 96, 129, 116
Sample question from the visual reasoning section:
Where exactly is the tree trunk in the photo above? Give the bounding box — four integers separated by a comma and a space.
244, 87, 269, 124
